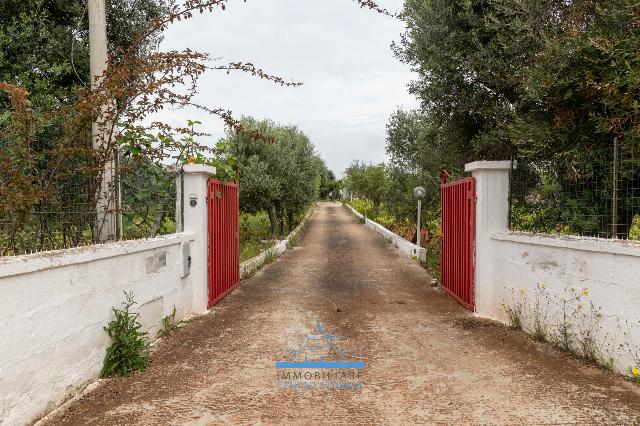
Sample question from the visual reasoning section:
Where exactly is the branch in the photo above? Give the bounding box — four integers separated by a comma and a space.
353, 0, 396, 17
209, 62, 302, 87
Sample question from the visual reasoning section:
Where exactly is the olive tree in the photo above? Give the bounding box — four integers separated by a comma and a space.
226, 117, 323, 237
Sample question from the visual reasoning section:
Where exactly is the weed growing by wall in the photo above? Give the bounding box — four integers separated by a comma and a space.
620, 321, 640, 382
501, 284, 639, 377
530, 284, 549, 342
157, 306, 189, 339
501, 289, 525, 330
101, 291, 149, 378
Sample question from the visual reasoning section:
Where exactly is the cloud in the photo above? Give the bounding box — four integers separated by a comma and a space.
151, 0, 417, 176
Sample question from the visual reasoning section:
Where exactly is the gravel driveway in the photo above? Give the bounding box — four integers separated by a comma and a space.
43, 202, 640, 425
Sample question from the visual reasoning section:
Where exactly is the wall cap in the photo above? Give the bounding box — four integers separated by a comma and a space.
464, 160, 512, 172
182, 164, 216, 175
491, 231, 640, 257
0, 233, 196, 278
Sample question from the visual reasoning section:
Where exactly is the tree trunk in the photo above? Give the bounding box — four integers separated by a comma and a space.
267, 203, 278, 238
150, 195, 170, 238
287, 210, 295, 232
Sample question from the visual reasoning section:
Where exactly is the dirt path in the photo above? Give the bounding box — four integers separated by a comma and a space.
44, 202, 640, 425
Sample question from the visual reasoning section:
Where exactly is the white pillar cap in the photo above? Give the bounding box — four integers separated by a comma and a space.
182, 164, 216, 175
464, 160, 512, 173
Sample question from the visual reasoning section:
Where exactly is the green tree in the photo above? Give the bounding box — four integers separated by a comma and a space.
394, 0, 538, 160
343, 161, 387, 211
395, 0, 640, 160
509, 0, 640, 157
319, 165, 339, 200
226, 117, 323, 237
385, 108, 467, 175
383, 109, 453, 222
0, 0, 167, 110
382, 165, 438, 225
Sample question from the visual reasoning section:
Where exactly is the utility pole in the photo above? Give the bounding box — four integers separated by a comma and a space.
88, 0, 119, 241
413, 186, 426, 247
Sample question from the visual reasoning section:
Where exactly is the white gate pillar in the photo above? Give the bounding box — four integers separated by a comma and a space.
182, 164, 216, 314
464, 161, 511, 315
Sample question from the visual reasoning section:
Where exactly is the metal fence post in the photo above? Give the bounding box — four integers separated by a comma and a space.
612, 138, 619, 238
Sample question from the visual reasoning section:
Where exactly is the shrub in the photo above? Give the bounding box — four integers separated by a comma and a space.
347, 198, 374, 218
101, 291, 150, 378
630, 215, 640, 241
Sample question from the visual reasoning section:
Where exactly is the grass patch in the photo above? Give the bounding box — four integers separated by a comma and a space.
240, 211, 307, 262
240, 212, 277, 262
240, 239, 266, 263
286, 234, 299, 249
262, 249, 276, 265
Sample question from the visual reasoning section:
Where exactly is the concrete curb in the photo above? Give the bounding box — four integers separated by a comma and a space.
344, 203, 427, 262
240, 205, 316, 279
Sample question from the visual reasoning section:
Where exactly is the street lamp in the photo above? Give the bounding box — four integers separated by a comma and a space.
413, 186, 426, 247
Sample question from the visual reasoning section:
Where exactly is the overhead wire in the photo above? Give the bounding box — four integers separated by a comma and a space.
71, 0, 90, 88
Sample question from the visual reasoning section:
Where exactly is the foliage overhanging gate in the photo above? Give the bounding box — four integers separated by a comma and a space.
208, 179, 240, 308
440, 176, 476, 311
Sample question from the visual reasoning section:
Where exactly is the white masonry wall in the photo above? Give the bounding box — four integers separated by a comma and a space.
469, 161, 640, 375
0, 234, 200, 426
0, 163, 216, 426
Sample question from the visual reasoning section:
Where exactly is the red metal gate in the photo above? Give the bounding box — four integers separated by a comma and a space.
208, 179, 240, 308
440, 175, 476, 310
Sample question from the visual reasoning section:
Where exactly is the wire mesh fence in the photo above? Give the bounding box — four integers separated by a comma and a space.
0, 159, 180, 256
120, 159, 180, 241
509, 142, 640, 240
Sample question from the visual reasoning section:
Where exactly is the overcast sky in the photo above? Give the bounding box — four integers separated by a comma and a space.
155, 0, 417, 176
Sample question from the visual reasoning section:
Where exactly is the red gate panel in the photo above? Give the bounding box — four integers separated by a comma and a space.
440, 176, 476, 311
208, 179, 240, 308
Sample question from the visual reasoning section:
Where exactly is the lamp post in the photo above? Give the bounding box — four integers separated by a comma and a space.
413, 186, 426, 247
